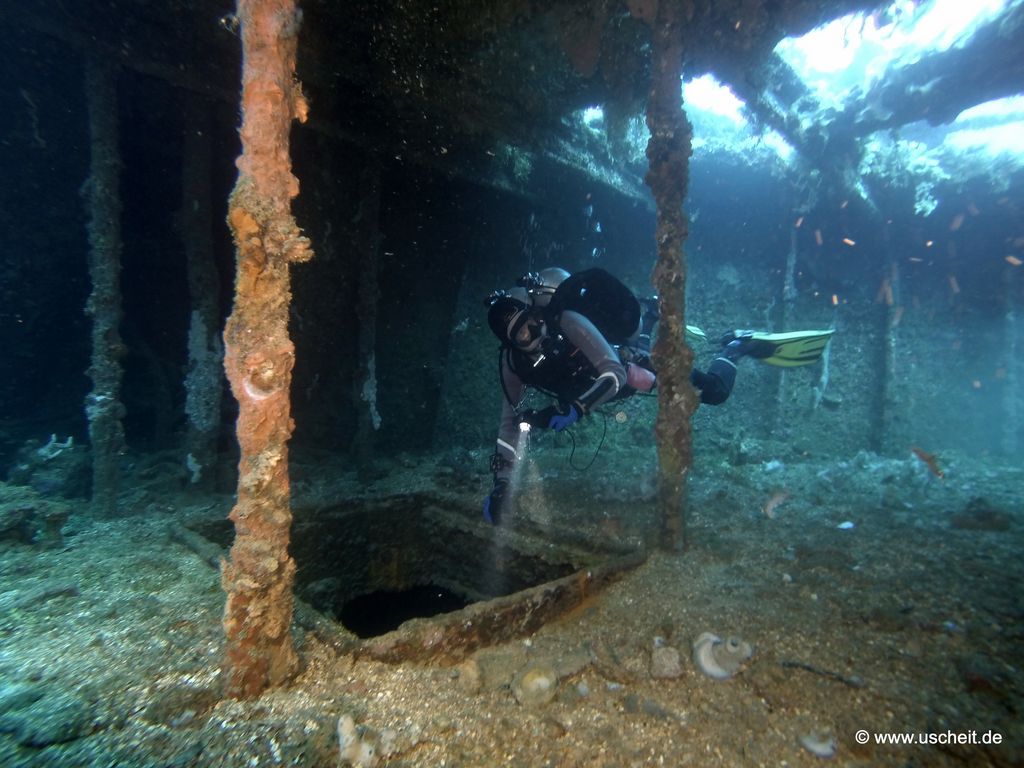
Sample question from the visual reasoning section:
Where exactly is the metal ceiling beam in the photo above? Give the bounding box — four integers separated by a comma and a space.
841, 0, 1024, 133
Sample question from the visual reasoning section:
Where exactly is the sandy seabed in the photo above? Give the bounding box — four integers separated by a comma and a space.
1, 449, 1021, 767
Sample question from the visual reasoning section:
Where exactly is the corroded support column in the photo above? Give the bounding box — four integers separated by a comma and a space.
772, 224, 799, 430
876, 252, 901, 454
352, 164, 382, 481
644, 3, 695, 553
1001, 266, 1018, 456
181, 100, 223, 488
83, 58, 127, 516
222, 0, 312, 699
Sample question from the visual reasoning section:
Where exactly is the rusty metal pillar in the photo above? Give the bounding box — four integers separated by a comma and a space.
221, 0, 312, 699
83, 58, 127, 516
181, 100, 223, 489
1004, 266, 1020, 457
644, 2, 696, 553
352, 164, 383, 481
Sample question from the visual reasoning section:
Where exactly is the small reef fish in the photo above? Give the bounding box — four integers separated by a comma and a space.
911, 447, 944, 479
762, 490, 789, 519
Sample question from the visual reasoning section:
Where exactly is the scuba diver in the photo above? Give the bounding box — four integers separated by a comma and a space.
482, 266, 834, 525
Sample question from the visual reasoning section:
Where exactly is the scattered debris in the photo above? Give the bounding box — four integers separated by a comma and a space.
780, 660, 865, 689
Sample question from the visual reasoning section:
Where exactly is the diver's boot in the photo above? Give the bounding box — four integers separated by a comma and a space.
719, 330, 773, 360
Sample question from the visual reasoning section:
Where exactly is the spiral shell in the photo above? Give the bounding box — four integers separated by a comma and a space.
691, 632, 753, 680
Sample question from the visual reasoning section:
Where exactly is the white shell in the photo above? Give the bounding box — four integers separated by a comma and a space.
799, 729, 837, 758
337, 714, 379, 768
512, 664, 558, 707
692, 632, 753, 680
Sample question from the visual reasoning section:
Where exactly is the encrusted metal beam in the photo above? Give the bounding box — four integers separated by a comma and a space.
221, 0, 312, 700
82, 59, 126, 517
358, 552, 645, 664
843, 1, 1024, 132
645, 2, 697, 554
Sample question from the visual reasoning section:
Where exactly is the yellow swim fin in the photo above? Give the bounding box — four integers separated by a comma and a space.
685, 325, 707, 343
745, 329, 835, 367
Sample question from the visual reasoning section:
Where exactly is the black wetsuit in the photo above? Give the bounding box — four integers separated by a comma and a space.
492, 309, 737, 482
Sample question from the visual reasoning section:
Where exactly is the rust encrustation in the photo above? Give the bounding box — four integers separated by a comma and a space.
221, 0, 311, 699
644, 2, 698, 553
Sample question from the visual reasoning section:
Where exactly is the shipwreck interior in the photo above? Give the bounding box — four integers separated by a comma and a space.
2, 0, 1022, 474
1, 0, 1024, 753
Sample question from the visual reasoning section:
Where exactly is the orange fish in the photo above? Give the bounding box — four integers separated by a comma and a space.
762, 490, 789, 519
911, 447, 944, 479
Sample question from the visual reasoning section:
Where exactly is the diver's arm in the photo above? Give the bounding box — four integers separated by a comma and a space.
557, 310, 628, 413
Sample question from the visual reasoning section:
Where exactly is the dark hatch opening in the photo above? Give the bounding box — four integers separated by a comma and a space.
187, 493, 645, 659
339, 583, 470, 638
291, 497, 579, 637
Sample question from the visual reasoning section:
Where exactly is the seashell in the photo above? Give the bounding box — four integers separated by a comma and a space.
799, 728, 837, 758
692, 632, 754, 680
337, 714, 379, 768
512, 664, 558, 707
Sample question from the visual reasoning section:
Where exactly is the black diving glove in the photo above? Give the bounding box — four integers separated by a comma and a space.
483, 478, 509, 526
